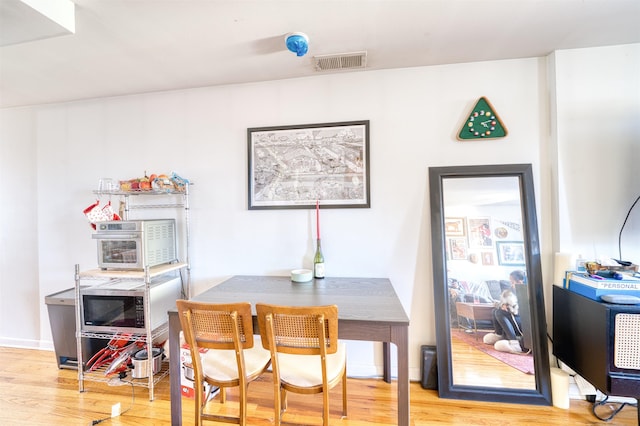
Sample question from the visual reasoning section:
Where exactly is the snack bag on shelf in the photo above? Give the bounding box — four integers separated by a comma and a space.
170, 172, 190, 192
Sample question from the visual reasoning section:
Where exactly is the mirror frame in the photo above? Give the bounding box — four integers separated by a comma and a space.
429, 163, 552, 405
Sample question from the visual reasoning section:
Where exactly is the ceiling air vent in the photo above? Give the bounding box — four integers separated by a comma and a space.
313, 51, 367, 72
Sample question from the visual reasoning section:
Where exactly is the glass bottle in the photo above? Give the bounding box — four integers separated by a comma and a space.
314, 239, 325, 279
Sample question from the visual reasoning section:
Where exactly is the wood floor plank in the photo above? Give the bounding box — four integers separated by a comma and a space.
0, 347, 636, 425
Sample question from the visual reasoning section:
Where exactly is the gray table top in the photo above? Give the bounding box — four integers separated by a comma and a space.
188, 275, 409, 325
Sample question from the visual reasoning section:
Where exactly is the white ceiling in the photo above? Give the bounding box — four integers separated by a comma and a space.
0, 0, 75, 47
1, 0, 639, 109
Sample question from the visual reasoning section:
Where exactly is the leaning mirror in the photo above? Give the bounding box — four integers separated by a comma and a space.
429, 164, 551, 404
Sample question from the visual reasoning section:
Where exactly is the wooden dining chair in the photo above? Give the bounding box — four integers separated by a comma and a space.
176, 300, 271, 426
256, 303, 347, 426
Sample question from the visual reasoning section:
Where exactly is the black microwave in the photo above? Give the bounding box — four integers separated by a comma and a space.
81, 276, 182, 334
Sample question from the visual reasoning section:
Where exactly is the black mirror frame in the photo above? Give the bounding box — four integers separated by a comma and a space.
428, 163, 552, 405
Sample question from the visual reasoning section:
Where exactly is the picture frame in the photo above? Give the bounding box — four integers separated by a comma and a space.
467, 216, 493, 248
444, 217, 466, 236
496, 241, 526, 266
247, 120, 370, 209
481, 251, 494, 266
449, 237, 468, 260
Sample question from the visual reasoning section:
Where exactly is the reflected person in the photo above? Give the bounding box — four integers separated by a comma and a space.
482, 271, 529, 354
508, 269, 525, 287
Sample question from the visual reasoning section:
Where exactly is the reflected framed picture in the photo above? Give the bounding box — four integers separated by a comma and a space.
467, 217, 493, 248
481, 251, 494, 266
496, 241, 525, 266
247, 120, 370, 210
449, 237, 468, 260
444, 217, 466, 236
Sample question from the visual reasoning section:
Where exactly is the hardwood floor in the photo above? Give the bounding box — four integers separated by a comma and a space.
450, 331, 535, 389
0, 346, 636, 425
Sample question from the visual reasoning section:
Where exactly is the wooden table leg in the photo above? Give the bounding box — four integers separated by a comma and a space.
391, 325, 409, 426
383, 342, 391, 383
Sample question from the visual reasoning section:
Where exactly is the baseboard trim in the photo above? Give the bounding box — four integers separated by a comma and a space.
0, 338, 52, 351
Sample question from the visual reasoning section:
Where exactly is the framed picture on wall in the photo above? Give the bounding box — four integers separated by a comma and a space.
247, 120, 370, 209
481, 251, 494, 266
496, 241, 525, 266
444, 217, 466, 236
449, 237, 468, 260
467, 217, 493, 248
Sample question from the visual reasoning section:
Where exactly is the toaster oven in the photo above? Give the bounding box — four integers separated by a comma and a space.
93, 219, 177, 270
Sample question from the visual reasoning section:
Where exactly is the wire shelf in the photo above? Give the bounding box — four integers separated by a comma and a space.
82, 360, 170, 388
79, 322, 168, 342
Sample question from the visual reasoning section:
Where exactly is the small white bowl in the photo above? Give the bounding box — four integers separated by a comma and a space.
291, 269, 313, 282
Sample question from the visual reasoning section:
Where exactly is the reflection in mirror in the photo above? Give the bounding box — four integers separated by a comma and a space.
429, 164, 551, 405
445, 177, 534, 390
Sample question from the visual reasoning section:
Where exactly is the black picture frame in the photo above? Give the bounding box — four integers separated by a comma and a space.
428, 163, 551, 406
247, 120, 370, 210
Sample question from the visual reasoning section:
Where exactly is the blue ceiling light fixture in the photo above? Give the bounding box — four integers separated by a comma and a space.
285, 32, 309, 57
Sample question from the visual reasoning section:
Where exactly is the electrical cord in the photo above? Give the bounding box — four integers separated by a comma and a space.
88, 378, 135, 425
591, 394, 637, 422
618, 194, 640, 261
556, 357, 640, 422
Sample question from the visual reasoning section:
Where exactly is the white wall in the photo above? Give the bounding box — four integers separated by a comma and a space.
543, 43, 640, 327
1, 44, 638, 382
0, 108, 39, 346
552, 44, 640, 262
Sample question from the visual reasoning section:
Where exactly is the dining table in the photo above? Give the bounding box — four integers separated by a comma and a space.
168, 275, 410, 425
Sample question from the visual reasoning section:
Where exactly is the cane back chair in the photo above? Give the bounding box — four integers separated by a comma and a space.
256, 303, 347, 426
176, 300, 271, 426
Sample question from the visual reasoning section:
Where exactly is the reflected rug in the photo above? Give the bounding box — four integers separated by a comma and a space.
451, 329, 535, 375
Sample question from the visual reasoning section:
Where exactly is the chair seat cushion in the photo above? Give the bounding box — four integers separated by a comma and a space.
201, 344, 271, 382
277, 342, 346, 387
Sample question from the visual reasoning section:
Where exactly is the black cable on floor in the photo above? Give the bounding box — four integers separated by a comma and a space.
591, 394, 638, 422
88, 378, 135, 425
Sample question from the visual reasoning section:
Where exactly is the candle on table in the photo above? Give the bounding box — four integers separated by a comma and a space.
316, 199, 320, 239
